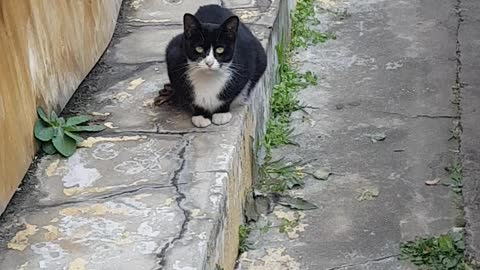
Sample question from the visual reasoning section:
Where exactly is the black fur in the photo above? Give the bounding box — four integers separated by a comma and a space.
165, 5, 267, 117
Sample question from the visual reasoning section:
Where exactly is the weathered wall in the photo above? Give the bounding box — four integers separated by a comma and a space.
0, 0, 122, 214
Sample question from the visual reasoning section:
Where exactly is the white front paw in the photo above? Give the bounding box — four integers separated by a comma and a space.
192, 115, 212, 128
212, 112, 232, 125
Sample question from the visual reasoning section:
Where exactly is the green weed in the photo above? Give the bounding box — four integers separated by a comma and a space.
260, 0, 335, 192
238, 225, 253, 254
279, 218, 299, 234
264, 0, 334, 154
399, 231, 472, 270
34, 107, 105, 157
445, 163, 463, 194
291, 0, 335, 48
257, 159, 305, 193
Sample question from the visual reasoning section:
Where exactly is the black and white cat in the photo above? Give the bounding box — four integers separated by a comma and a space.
166, 5, 267, 128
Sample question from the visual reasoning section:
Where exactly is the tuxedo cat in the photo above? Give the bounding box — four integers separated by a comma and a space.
166, 5, 267, 128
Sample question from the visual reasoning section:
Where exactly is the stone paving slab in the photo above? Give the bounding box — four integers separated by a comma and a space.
1, 188, 182, 270
0, 0, 289, 269
34, 135, 184, 205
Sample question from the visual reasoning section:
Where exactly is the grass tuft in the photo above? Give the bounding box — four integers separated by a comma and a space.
264, 0, 334, 155
238, 225, 253, 254
260, 0, 334, 193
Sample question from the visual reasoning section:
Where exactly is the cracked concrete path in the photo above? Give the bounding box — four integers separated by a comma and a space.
0, 0, 288, 269
239, 0, 464, 269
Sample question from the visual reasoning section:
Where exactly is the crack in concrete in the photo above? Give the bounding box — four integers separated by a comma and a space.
371, 110, 459, 119
30, 183, 181, 211
325, 254, 399, 270
103, 128, 219, 137
156, 139, 191, 268
156, 129, 219, 135
453, 0, 463, 122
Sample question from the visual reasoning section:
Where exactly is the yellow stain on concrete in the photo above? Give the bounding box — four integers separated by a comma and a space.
127, 78, 145, 90
63, 186, 114, 197
42, 225, 59, 241
246, 248, 300, 270
104, 122, 119, 129
273, 209, 296, 221
191, 209, 202, 217
17, 262, 29, 270
91, 112, 111, 117
45, 159, 65, 177
7, 224, 38, 251
133, 193, 153, 200
274, 210, 308, 239
240, 10, 257, 20
143, 98, 155, 107
112, 91, 133, 102
163, 198, 175, 207
78, 135, 147, 148
130, 0, 144, 10
68, 258, 87, 270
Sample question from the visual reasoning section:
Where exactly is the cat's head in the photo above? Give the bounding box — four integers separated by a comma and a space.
183, 13, 239, 71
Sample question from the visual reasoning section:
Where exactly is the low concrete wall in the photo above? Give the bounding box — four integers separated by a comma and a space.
0, 0, 122, 214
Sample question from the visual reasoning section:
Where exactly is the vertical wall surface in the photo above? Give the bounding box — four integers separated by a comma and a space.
0, 0, 122, 214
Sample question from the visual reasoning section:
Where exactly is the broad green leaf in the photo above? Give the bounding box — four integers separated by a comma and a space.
65, 125, 106, 132
277, 195, 318, 210
50, 110, 59, 125
58, 117, 66, 126
34, 120, 54, 142
52, 128, 76, 157
42, 142, 57, 155
64, 130, 84, 143
37, 107, 50, 124
65, 115, 92, 127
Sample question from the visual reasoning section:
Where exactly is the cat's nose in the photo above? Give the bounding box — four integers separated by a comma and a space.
206, 61, 213, 67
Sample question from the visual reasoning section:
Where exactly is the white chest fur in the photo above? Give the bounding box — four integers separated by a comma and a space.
187, 66, 231, 112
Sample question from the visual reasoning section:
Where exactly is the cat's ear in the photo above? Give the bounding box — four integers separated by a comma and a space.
220, 16, 239, 39
183, 13, 201, 38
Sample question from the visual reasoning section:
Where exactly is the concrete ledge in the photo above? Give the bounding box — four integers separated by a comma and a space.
0, 0, 292, 269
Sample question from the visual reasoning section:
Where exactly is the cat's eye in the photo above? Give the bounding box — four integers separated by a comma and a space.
215, 47, 225, 54
195, 46, 204, 53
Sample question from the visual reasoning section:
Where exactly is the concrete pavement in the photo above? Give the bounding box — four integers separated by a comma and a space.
238, 0, 469, 269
